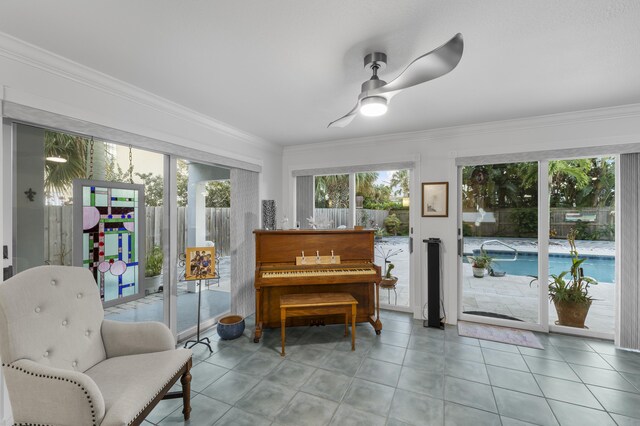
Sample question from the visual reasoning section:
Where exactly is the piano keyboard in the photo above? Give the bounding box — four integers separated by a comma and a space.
262, 268, 375, 278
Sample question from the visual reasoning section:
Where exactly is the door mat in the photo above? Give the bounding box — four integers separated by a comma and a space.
457, 321, 544, 349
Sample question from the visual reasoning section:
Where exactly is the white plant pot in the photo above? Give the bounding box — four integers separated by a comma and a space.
472, 267, 485, 278
144, 275, 162, 295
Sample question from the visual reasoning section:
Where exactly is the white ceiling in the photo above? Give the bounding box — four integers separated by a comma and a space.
1, 1, 640, 146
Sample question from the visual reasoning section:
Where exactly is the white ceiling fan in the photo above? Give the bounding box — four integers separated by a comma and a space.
328, 33, 464, 128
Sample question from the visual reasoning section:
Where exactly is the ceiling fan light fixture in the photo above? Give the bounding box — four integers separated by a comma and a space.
46, 156, 67, 163
328, 33, 463, 128
359, 96, 388, 117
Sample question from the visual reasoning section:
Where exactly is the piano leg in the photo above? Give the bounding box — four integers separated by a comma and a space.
344, 312, 348, 337
351, 304, 357, 350
281, 307, 286, 356
254, 288, 263, 343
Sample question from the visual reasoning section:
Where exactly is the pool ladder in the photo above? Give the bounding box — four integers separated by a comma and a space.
480, 240, 519, 262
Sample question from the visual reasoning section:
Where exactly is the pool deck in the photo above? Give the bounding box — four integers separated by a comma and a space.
463, 237, 615, 334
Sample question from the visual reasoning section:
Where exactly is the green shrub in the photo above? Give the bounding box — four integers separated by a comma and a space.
145, 245, 164, 277
363, 200, 405, 210
510, 208, 537, 237
384, 213, 402, 236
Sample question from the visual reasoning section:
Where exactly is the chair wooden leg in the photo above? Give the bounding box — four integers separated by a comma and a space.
181, 360, 192, 420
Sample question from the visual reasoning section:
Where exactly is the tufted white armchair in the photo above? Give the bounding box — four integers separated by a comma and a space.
0, 265, 193, 425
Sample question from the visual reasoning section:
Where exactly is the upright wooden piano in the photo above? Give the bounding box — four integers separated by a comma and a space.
253, 229, 382, 342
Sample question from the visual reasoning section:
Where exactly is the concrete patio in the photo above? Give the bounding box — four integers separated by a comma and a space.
462, 235, 616, 335
105, 256, 232, 332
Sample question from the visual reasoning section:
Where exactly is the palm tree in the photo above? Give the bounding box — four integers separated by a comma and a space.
44, 131, 88, 197
389, 170, 409, 197
548, 159, 592, 207
355, 172, 378, 198
315, 175, 349, 208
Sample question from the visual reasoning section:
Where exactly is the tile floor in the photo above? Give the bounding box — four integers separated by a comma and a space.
144, 310, 640, 425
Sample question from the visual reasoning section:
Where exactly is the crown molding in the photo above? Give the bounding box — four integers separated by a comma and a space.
284, 103, 640, 154
0, 31, 281, 153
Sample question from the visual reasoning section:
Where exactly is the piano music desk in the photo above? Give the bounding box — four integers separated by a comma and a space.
280, 293, 358, 356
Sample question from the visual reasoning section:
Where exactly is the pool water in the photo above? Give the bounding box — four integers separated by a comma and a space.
466, 250, 615, 283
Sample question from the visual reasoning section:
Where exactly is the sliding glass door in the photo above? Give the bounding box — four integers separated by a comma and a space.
460, 162, 540, 326
175, 159, 231, 337
459, 157, 617, 338
547, 157, 616, 335
305, 168, 414, 311
12, 123, 168, 324
8, 121, 259, 343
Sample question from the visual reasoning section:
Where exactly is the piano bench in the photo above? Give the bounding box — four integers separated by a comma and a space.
279, 292, 358, 357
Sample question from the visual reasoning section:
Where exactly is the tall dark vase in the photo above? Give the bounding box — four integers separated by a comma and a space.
262, 200, 276, 230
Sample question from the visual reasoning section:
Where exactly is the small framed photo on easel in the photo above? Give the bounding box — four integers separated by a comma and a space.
185, 246, 217, 280
422, 182, 449, 217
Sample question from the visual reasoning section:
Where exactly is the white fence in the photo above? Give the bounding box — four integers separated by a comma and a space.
44, 206, 231, 266
44, 206, 395, 266
312, 208, 389, 228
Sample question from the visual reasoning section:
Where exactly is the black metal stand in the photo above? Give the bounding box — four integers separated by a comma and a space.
183, 280, 213, 352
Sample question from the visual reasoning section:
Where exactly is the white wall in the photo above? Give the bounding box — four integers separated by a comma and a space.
0, 33, 282, 424
282, 104, 640, 323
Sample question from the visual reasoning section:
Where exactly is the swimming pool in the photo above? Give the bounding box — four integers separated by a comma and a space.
466, 249, 615, 283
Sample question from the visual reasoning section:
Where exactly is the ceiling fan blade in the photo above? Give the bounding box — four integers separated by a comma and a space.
370, 33, 463, 97
327, 102, 359, 128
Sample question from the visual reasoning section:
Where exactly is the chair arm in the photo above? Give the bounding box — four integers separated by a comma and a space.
101, 319, 176, 358
3, 359, 105, 426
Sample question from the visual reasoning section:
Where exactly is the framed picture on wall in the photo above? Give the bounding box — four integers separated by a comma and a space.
422, 182, 449, 217
185, 246, 217, 281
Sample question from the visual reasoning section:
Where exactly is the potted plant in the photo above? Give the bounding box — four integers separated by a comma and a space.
376, 246, 402, 304
548, 229, 597, 328
144, 245, 163, 295
467, 250, 493, 278
377, 246, 402, 283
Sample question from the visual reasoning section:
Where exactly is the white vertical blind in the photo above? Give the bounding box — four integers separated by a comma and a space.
230, 169, 259, 317
348, 174, 356, 228
619, 153, 640, 350
296, 176, 314, 229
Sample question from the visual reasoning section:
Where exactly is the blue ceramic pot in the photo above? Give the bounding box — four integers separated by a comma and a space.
217, 315, 245, 340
